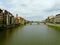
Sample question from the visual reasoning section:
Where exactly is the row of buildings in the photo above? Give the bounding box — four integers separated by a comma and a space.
45, 14, 60, 24
0, 9, 27, 28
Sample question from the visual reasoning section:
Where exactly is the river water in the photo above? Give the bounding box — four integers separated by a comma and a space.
0, 23, 60, 45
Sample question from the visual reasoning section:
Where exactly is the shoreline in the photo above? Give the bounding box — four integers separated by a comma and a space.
46, 23, 60, 29
0, 24, 25, 30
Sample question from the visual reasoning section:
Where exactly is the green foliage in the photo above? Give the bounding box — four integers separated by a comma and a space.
47, 23, 60, 30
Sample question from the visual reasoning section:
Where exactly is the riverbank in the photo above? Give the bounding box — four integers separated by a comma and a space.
0, 23, 26, 30
46, 23, 60, 29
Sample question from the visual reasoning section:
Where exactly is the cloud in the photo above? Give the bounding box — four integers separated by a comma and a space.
0, 0, 60, 21
0, 2, 5, 9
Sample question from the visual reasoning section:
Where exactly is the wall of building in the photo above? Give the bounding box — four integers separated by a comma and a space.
0, 9, 27, 28
45, 14, 60, 24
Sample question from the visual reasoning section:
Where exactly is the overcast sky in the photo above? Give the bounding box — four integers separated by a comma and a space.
0, 0, 60, 21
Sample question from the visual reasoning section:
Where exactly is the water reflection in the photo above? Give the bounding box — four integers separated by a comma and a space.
0, 25, 24, 45
0, 24, 60, 45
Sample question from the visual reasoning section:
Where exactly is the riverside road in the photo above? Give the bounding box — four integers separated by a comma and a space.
0, 23, 60, 45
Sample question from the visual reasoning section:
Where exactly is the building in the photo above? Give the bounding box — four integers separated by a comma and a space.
49, 16, 55, 23
0, 9, 3, 27
45, 16, 54, 23
0, 9, 27, 28
0, 9, 14, 28
3, 10, 14, 27
54, 14, 60, 24
14, 14, 26, 25
14, 14, 20, 25
20, 17, 26, 25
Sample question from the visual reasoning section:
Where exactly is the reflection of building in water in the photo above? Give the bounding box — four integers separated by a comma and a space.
0, 29, 14, 44
0, 25, 24, 43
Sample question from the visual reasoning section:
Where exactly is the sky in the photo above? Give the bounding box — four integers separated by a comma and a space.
0, 0, 60, 21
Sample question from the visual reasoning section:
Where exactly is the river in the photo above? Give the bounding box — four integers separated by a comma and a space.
0, 23, 60, 45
